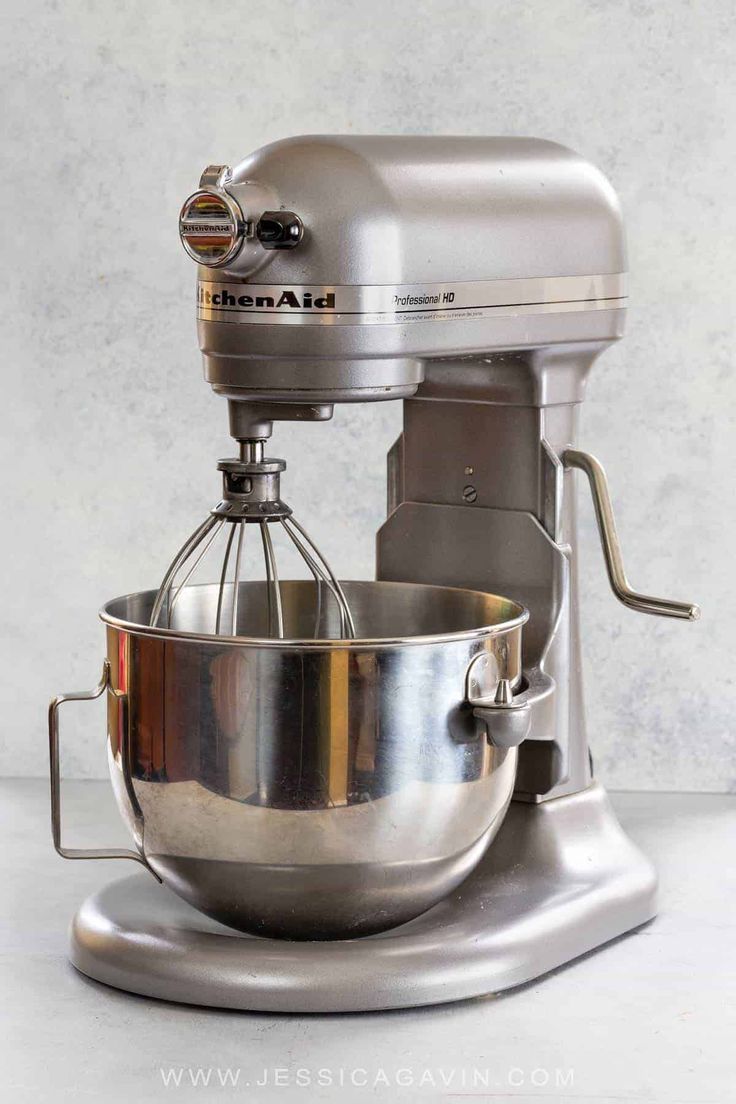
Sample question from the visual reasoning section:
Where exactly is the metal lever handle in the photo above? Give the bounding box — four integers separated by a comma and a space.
563, 448, 699, 621
48, 660, 155, 872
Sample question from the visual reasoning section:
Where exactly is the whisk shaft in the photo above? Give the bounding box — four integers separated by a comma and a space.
215, 525, 237, 634
230, 521, 246, 635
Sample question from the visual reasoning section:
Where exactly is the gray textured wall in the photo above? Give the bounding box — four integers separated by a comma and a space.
2, 0, 734, 789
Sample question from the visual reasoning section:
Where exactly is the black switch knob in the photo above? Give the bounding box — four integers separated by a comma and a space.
256, 211, 304, 250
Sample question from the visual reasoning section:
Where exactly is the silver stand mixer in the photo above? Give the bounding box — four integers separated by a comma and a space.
49, 136, 698, 1012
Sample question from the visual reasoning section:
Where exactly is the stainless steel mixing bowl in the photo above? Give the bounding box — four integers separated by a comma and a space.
63, 581, 527, 939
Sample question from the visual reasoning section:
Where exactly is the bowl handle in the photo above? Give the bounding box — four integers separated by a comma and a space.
48, 660, 159, 877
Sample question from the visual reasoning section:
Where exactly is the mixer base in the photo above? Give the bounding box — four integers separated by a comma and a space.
69, 782, 657, 1012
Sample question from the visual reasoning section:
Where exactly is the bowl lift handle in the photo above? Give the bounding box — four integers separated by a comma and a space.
562, 449, 699, 621
469, 448, 699, 748
48, 659, 160, 878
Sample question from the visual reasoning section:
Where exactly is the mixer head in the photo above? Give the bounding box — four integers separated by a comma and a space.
178, 135, 627, 424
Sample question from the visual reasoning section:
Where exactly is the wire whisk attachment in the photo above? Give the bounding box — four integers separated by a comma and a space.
148, 444, 355, 640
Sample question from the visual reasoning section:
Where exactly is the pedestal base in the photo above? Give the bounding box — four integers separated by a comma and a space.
70, 782, 656, 1013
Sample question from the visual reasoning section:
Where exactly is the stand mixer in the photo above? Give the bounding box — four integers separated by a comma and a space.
49, 135, 698, 1011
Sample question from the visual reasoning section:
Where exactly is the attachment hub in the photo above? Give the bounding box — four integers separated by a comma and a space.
212, 453, 291, 521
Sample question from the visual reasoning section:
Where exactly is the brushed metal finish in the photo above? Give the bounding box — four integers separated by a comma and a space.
192, 136, 627, 403
99, 581, 527, 939
48, 134, 699, 998
377, 392, 698, 803
196, 273, 627, 326
377, 497, 585, 800
216, 136, 626, 285
69, 783, 657, 1013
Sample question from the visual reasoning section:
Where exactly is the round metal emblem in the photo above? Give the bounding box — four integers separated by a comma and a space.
179, 189, 245, 267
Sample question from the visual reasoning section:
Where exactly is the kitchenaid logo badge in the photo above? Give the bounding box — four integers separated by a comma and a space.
198, 284, 336, 311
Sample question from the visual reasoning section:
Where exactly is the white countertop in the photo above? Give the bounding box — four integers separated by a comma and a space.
2, 779, 734, 1103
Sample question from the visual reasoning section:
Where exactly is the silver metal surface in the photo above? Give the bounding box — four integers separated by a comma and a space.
149, 451, 356, 640
186, 136, 627, 405
564, 449, 700, 620
203, 136, 626, 285
69, 782, 657, 1013
48, 661, 155, 874
378, 392, 698, 803
99, 580, 527, 939
198, 165, 232, 190
50, 134, 699, 995
468, 659, 555, 750
196, 273, 627, 326
179, 185, 246, 268
378, 496, 585, 801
